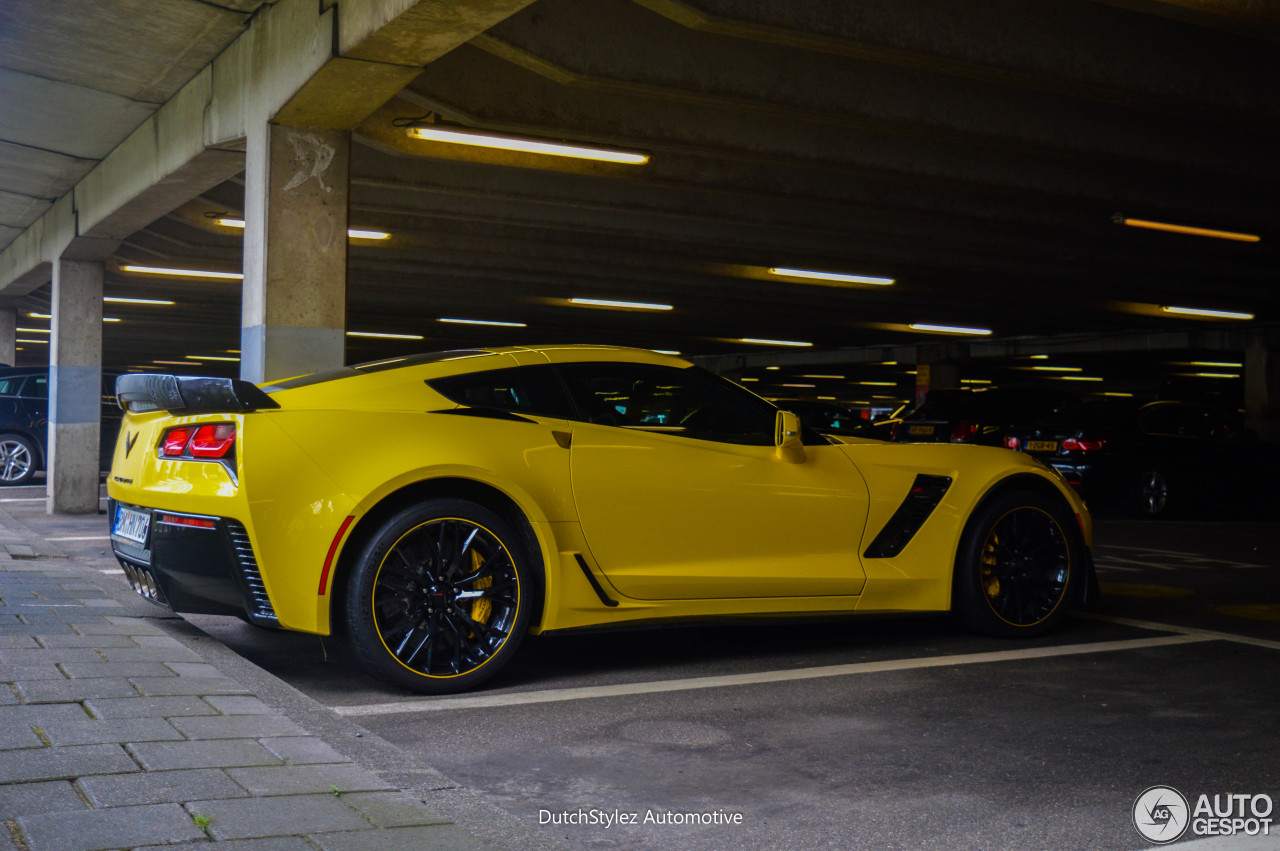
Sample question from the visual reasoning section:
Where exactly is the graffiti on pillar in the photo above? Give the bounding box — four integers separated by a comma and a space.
282, 131, 336, 194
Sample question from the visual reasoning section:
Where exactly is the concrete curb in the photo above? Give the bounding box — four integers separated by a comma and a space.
0, 499, 557, 851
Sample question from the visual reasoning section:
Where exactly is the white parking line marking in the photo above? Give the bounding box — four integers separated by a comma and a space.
46, 536, 111, 542
0, 497, 45, 502
99, 569, 124, 575
1079, 613, 1280, 652
332, 634, 1211, 717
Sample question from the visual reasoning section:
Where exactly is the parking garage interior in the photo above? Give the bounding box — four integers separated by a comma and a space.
1, 3, 1279, 849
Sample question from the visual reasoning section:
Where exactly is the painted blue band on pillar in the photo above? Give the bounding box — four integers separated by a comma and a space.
49, 365, 102, 425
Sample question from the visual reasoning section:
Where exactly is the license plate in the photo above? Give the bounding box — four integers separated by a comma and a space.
1027, 440, 1058, 452
113, 506, 151, 545
908, 425, 934, 435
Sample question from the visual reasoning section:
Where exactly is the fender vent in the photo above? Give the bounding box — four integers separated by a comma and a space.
864, 474, 953, 559
225, 520, 278, 626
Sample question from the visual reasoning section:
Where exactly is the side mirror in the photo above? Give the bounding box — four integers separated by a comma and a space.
775, 410, 805, 463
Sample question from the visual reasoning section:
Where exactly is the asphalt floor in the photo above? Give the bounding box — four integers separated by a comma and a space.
1, 482, 1277, 850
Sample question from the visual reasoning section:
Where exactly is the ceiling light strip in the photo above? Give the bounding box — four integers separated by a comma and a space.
119, 264, 243, 280
738, 337, 813, 347
909, 323, 993, 336
768, 267, 894, 286
408, 126, 649, 165
1118, 217, 1260, 243
438, 318, 527, 328
570, 298, 672, 311
346, 331, 426, 340
1162, 306, 1254, 320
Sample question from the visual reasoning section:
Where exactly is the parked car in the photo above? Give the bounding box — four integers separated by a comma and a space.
107, 346, 1095, 694
774, 399, 876, 437
1003, 399, 1278, 518
892, 387, 1078, 446
0, 367, 122, 485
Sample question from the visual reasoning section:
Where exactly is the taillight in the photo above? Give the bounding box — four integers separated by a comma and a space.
890, 422, 901, 441
159, 423, 236, 459
1062, 436, 1106, 452
161, 427, 195, 457
1004, 436, 1020, 450
189, 424, 236, 458
950, 421, 977, 442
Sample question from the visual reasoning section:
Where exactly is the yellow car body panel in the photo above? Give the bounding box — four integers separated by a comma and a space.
106, 345, 1092, 653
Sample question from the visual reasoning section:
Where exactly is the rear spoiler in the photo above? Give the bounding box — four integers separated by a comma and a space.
115, 374, 280, 414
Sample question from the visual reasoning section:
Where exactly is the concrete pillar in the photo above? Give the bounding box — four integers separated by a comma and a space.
1244, 337, 1278, 444
47, 260, 103, 514
240, 122, 349, 384
0, 309, 15, 366
914, 358, 958, 407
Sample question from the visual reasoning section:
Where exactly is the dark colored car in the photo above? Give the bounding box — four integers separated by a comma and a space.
1003, 399, 1278, 518
0, 367, 122, 485
774, 400, 871, 437
892, 387, 1079, 446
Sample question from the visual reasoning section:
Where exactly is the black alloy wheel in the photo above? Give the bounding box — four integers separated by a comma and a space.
954, 489, 1079, 637
1134, 469, 1172, 518
345, 498, 534, 693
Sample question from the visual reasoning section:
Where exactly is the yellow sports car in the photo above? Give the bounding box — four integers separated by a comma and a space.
108, 345, 1096, 693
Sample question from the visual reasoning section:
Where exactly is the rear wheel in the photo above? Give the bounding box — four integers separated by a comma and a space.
345, 499, 534, 693
0, 435, 37, 486
953, 489, 1079, 638
1133, 468, 1172, 518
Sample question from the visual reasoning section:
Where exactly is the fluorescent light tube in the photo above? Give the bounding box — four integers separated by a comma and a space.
909, 323, 993, 336
768, 267, 894, 286
120, 265, 243, 280
570, 298, 672, 311
408, 126, 649, 165
739, 337, 812, 347
1162, 306, 1254, 320
438, 318, 527, 327
1118, 217, 1259, 243
346, 331, 426, 340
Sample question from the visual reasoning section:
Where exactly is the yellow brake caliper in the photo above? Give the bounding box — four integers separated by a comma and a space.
470, 548, 493, 627
981, 533, 1001, 599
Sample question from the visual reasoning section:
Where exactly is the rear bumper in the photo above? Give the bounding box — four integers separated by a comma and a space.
107, 499, 278, 627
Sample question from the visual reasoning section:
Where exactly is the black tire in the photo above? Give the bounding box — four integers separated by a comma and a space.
1133, 468, 1173, 518
344, 498, 534, 694
0, 434, 38, 486
953, 489, 1080, 638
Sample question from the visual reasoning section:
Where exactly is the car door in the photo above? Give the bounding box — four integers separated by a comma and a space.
556, 362, 869, 601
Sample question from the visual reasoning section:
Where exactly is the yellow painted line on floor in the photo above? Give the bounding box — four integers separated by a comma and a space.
1080, 613, 1280, 652
1214, 604, 1280, 623
332, 634, 1211, 717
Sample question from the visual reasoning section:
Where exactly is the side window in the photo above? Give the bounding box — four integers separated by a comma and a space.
428, 365, 574, 419
24, 377, 48, 400
0, 376, 25, 396
555, 362, 776, 446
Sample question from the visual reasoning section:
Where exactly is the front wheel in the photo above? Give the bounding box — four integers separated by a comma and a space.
344, 499, 534, 693
953, 489, 1080, 638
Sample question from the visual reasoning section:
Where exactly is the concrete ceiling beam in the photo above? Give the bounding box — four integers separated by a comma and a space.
407, 47, 1280, 208
629, 0, 1280, 116
0, 0, 540, 293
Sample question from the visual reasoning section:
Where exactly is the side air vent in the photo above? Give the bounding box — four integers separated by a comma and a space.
863, 474, 953, 559
225, 520, 279, 627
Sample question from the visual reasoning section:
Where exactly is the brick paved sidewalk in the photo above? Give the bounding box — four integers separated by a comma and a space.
0, 507, 494, 851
